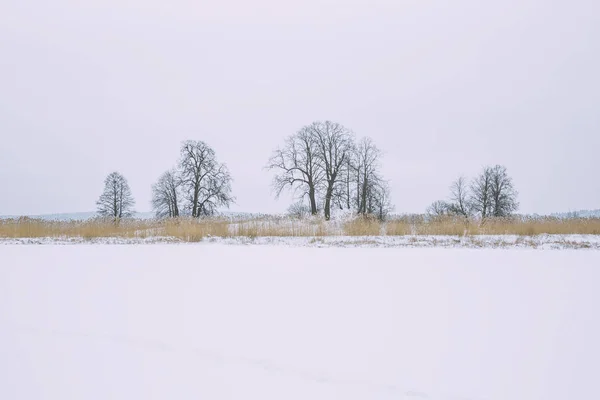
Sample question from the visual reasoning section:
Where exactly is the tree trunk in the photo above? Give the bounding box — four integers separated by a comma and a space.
324, 187, 333, 221
192, 185, 199, 218
346, 160, 351, 209
361, 176, 368, 215
172, 188, 179, 218
113, 191, 118, 219
325, 189, 331, 221
308, 186, 318, 215
355, 169, 360, 212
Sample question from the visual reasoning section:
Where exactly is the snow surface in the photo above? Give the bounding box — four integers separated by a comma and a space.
2, 234, 600, 249
1, 245, 599, 400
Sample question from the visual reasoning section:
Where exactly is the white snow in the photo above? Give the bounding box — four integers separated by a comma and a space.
1, 245, 599, 400
2, 234, 600, 249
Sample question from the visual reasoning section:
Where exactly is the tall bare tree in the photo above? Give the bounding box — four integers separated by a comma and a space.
470, 166, 493, 219
151, 170, 181, 218
267, 127, 323, 215
179, 140, 234, 217
369, 179, 394, 220
489, 165, 519, 217
354, 137, 382, 216
334, 137, 393, 219
96, 172, 135, 219
309, 121, 354, 220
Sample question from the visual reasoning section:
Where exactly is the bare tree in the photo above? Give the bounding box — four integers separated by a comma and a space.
151, 170, 181, 219
309, 121, 354, 220
447, 176, 472, 218
344, 157, 353, 210
96, 172, 135, 219
353, 137, 382, 216
427, 200, 451, 217
369, 179, 394, 221
334, 137, 393, 219
178, 140, 234, 217
267, 127, 323, 215
469, 165, 518, 218
470, 166, 493, 219
489, 165, 519, 217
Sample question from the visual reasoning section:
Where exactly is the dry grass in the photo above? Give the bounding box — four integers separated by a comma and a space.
412, 216, 477, 236
386, 215, 471, 236
384, 219, 413, 236
0, 216, 330, 240
162, 219, 230, 241
0, 217, 231, 241
1, 215, 599, 241
232, 218, 329, 237
343, 217, 383, 236
480, 217, 600, 235
0, 217, 157, 239
385, 216, 600, 236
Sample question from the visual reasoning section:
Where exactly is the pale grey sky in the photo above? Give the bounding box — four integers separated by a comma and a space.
1, 0, 598, 216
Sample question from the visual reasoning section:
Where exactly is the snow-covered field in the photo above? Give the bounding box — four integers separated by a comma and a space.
1, 245, 599, 400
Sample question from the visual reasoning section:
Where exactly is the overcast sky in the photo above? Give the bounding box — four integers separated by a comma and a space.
1, 0, 598, 216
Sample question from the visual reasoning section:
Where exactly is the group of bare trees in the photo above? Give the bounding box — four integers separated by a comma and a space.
151, 140, 234, 218
428, 165, 519, 219
96, 141, 234, 219
95, 130, 515, 223
267, 121, 392, 220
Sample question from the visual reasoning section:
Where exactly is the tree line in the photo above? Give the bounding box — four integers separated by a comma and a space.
95, 120, 519, 221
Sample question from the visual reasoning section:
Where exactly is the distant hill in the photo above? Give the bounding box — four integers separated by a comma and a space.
0, 211, 155, 221
3, 209, 598, 221
550, 209, 600, 218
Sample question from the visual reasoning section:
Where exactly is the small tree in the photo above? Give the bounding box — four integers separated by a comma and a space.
286, 201, 312, 219
96, 172, 135, 219
151, 170, 181, 219
427, 200, 451, 217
